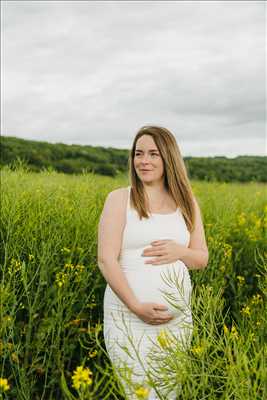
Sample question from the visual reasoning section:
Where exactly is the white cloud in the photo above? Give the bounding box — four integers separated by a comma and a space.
1, 0, 266, 156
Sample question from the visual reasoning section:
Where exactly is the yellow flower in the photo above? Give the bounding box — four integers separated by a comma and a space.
71, 365, 93, 391
94, 322, 102, 333
0, 377, 10, 391
191, 345, 204, 356
55, 271, 68, 288
11, 352, 19, 363
135, 386, 150, 399
157, 329, 173, 349
28, 254, 34, 261
251, 294, 263, 305
230, 325, 239, 340
237, 275, 245, 285
64, 263, 74, 270
76, 264, 85, 273
237, 213, 246, 226
223, 244, 232, 258
8, 259, 22, 274
88, 350, 97, 358
223, 324, 229, 334
248, 332, 256, 342
241, 305, 251, 316
220, 265, 225, 272
255, 219, 261, 229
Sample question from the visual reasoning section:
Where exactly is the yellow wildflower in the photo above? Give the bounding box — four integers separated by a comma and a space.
248, 332, 256, 342
71, 365, 93, 391
88, 350, 97, 358
28, 254, 34, 261
237, 213, 246, 226
157, 329, 173, 349
241, 305, 251, 316
223, 324, 229, 334
8, 259, 22, 274
76, 264, 85, 273
0, 377, 10, 391
251, 294, 263, 305
135, 386, 150, 399
247, 231, 257, 241
230, 325, 239, 340
11, 352, 19, 363
94, 322, 102, 333
220, 265, 225, 272
64, 263, 74, 271
237, 275, 245, 285
223, 244, 232, 258
255, 219, 261, 229
191, 345, 204, 356
55, 271, 68, 288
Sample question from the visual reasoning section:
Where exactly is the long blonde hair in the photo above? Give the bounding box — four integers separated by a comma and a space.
128, 126, 196, 233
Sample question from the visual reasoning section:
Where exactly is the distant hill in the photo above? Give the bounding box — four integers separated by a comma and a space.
1, 136, 266, 182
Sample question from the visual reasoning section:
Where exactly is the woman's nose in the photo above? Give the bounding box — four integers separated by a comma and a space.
140, 154, 150, 163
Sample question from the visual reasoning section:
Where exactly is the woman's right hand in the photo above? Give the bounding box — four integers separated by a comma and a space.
133, 302, 174, 325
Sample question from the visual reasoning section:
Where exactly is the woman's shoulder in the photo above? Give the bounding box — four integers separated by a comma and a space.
106, 186, 129, 203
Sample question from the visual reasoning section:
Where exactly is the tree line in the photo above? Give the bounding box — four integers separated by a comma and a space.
1, 136, 266, 182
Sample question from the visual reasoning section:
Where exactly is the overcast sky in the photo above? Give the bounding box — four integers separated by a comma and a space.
1, 0, 266, 157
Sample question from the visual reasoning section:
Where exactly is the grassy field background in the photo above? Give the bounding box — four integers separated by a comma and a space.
0, 166, 266, 399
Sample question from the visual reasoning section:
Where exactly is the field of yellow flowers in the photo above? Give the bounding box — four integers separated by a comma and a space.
0, 166, 266, 400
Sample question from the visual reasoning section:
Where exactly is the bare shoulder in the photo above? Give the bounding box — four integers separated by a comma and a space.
105, 187, 128, 206
192, 194, 202, 214
107, 186, 128, 199
98, 187, 129, 263
189, 194, 208, 253
101, 187, 129, 216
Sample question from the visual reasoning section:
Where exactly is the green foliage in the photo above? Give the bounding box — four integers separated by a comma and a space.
1, 136, 267, 182
0, 168, 266, 399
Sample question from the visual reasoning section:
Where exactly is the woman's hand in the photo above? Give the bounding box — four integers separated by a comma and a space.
142, 239, 187, 265
133, 302, 174, 325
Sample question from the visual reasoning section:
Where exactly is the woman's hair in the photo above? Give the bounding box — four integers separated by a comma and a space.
128, 125, 196, 233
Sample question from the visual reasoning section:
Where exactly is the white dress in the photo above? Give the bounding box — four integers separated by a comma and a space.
103, 186, 193, 399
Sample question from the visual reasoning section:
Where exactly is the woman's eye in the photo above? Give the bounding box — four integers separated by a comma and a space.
135, 153, 158, 157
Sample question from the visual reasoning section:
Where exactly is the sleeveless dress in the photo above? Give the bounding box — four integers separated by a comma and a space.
103, 186, 193, 399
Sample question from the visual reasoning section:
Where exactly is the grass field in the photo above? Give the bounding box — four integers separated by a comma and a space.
0, 166, 266, 399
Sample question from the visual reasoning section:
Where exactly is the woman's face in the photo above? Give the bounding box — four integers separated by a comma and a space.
134, 135, 165, 183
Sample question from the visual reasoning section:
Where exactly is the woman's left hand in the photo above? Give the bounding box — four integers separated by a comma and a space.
142, 239, 187, 265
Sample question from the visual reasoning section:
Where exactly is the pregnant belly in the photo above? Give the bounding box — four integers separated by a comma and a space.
123, 260, 192, 319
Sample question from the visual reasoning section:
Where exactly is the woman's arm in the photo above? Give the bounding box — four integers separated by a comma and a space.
97, 188, 141, 313
179, 196, 209, 270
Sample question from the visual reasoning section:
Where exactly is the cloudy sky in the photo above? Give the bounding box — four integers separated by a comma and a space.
1, 0, 266, 157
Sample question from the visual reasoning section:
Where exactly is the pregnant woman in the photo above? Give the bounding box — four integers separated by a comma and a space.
98, 126, 209, 399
